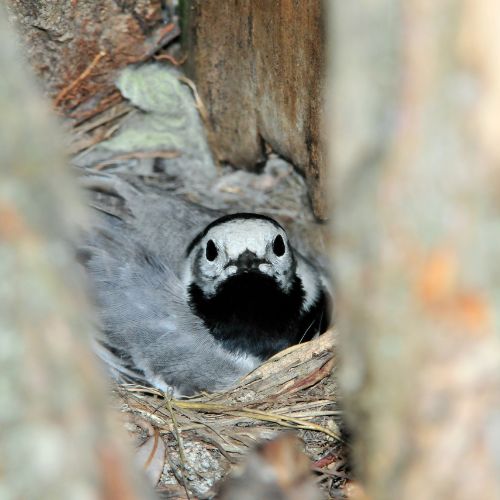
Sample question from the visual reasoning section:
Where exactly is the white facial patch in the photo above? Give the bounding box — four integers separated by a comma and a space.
258, 262, 272, 274
207, 219, 278, 260
188, 217, 296, 296
295, 256, 321, 311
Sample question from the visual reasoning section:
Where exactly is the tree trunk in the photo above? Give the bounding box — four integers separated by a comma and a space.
331, 1, 500, 499
0, 10, 153, 499
182, 0, 327, 219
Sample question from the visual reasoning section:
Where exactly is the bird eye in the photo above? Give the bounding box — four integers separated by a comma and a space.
206, 239, 218, 261
272, 235, 286, 257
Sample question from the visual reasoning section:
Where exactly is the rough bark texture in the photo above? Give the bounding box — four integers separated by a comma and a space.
6, 0, 167, 112
332, 1, 500, 499
0, 10, 153, 499
183, 0, 327, 219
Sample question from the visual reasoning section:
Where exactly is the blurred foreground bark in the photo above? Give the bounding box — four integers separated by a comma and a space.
332, 2, 500, 499
0, 10, 152, 499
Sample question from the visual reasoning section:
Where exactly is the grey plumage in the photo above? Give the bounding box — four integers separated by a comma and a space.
81, 173, 331, 396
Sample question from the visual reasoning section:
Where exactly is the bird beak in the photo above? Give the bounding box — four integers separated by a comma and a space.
235, 250, 262, 273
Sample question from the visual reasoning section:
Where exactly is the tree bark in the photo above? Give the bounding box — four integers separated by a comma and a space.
0, 10, 153, 499
6, 0, 167, 112
332, 1, 500, 499
183, 0, 327, 219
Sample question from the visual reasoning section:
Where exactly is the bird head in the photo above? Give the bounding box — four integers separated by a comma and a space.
185, 214, 297, 298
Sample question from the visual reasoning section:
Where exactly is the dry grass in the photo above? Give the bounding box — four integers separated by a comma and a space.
114, 330, 345, 497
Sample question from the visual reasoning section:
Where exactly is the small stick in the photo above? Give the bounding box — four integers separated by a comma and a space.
140, 23, 181, 61
71, 89, 123, 124
154, 53, 188, 66
93, 150, 181, 170
164, 395, 192, 500
73, 104, 131, 136
54, 50, 107, 107
172, 400, 341, 441
143, 428, 160, 470
178, 76, 209, 124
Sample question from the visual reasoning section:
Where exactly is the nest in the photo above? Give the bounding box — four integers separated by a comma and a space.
116, 329, 345, 498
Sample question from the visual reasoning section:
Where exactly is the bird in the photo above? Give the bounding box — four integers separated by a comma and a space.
80, 173, 331, 396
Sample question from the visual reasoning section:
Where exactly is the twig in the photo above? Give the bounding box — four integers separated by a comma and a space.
71, 90, 123, 124
54, 50, 107, 107
178, 76, 209, 124
143, 428, 160, 470
165, 395, 192, 500
93, 150, 181, 170
141, 23, 181, 61
102, 122, 122, 141
73, 102, 132, 136
174, 405, 234, 450
171, 400, 341, 441
154, 53, 188, 66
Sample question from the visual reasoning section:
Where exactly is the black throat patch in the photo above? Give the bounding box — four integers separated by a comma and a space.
188, 272, 318, 359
